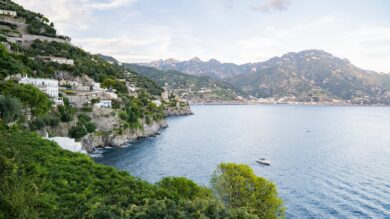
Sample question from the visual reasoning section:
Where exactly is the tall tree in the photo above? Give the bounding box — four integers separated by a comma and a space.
211, 163, 285, 219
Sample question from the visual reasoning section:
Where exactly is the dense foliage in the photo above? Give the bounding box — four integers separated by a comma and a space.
119, 91, 164, 128
0, 95, 21, 123
0, 126, 285, 218
68, 114, 96, 139
0, 80, 51, 116
0, 44, 26, 79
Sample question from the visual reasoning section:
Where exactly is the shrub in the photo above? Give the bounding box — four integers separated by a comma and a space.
84, 122, 96, 133
68, 123, 87, 140
0, 95, 22, 124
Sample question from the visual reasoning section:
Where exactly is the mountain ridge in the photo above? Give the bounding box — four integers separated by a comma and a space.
140, 49, 390, 104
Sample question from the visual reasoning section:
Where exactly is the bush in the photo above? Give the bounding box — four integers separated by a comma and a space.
77, 114, 91, 123
68, 124, 87, 140
0, 95, 22, 124
84, 122, 96, 133
29, 117, 45, 130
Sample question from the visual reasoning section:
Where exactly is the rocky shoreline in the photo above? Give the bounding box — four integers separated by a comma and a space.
81, 119, 168, 153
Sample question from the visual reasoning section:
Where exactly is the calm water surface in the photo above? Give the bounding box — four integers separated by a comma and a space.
95, 105, 390, 218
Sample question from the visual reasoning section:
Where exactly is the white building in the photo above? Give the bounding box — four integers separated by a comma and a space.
40, 56, 74, 65
93, 82, 107, 91
0, 10, 17, 17
161, 90, 169, 100
95, 100, 112, 108
19, 76, 63, 105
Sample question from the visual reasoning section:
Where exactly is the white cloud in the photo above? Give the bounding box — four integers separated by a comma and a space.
227, 16, 390, 72
13, 0, 136, 33
252, 0, 291, 13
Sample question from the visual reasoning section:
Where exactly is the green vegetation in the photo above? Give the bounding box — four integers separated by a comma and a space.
125, 64, 246, 101
68, 123, 87, 140
68, 114, 96, 140
0, 95, 21, 123
119, 91, 164, 128
211, 163, 285, 218
0, 80, 51, 116
0, 44, 26, 79
0, 126, 284, 218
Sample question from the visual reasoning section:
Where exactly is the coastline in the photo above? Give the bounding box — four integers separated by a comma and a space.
190, 101, 390, 107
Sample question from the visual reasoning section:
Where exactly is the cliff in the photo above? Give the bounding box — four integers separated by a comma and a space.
81, 119, 167, 152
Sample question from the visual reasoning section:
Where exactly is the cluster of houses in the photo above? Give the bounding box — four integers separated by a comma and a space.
17, 75, 117, 108
19, 76, 64, 105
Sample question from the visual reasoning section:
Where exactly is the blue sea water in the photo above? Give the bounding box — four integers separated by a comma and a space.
95, 105, 390, 218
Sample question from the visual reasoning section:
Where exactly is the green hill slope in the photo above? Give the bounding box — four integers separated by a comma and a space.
125, 64, 247, 102
0, 126, 284, 218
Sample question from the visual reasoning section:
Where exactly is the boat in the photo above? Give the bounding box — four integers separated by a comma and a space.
257, 158, 271, 165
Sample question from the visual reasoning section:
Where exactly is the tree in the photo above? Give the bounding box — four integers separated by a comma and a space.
0, 95, 22, 124
84, 122, 96, 133
101, 78, 116, 89
210, 163, 285, 219
0, 81, 51, 116
157, 177, 212, 200
68, 123, 87, 140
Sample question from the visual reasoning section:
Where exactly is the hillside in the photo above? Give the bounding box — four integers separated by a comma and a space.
0, 125, 284, 218
230, 50, 390, 104
144, 50, 390, 105
124, 64, 247, 102
0, 0, 175, 151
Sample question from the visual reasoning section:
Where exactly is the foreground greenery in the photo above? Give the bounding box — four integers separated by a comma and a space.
0, 126, 284, 218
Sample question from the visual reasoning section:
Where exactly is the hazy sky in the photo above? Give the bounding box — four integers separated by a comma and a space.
14, 0, 390, 72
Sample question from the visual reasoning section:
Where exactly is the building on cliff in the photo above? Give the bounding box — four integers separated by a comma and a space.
39, 56, 74, 65
19, 76, 63, 105
0, 9, 17, 17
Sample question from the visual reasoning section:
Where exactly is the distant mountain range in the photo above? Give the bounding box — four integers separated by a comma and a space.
140, 50, 390, 104
145, 57, 245, 79
99, 50, 390, 104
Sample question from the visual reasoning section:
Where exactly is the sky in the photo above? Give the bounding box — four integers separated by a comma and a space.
13, 0, 390, 72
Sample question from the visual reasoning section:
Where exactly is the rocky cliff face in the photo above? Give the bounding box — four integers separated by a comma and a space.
81, 119, 167, 152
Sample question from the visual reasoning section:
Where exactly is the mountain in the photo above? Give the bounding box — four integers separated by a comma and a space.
230, 50, 390, 104
144, 50, 390, 104
124, 64, 247, 102
144, 57, 245, 79
96, 54, 119, 64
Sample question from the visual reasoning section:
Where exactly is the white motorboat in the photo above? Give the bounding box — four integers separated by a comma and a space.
257, 158, 271, 165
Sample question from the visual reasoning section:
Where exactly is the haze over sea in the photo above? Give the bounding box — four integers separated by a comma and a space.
96, 105, 390, 218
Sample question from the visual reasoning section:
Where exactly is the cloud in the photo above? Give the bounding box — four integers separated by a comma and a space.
13, 0, 136, 33
252, 0, 291, 13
